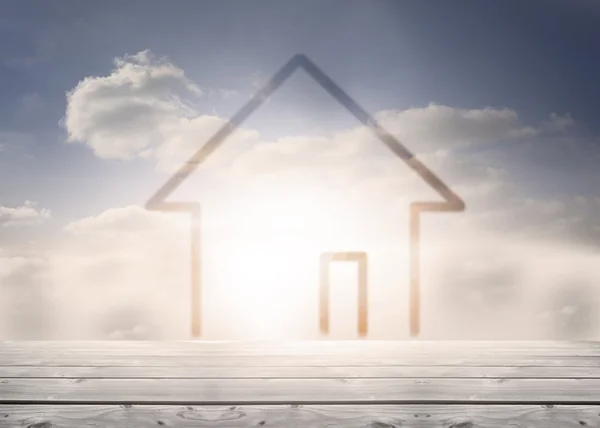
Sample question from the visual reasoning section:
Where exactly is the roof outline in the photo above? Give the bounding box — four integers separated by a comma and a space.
146, 53, 466, 338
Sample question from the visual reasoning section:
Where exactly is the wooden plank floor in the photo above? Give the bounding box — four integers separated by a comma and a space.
2, 342, 600, 427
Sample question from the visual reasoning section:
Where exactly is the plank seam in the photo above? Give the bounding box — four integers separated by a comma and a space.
2, 400, 600, 406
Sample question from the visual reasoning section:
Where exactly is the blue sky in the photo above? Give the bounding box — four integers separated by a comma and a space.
1, 0, 600, 340
2, 0, 599, 124
1, 0, 599, 212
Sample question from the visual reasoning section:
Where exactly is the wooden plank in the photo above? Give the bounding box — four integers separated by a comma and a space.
3, 341, 600, 357
9, 350, 600, 361
4, 340, 600, 353
3, 365, 600, 379
2, 404, 600, 427
0, 351, 550, 359
3, 354, 600, 367
3, 343, 600, 367
2, 378, 600, 403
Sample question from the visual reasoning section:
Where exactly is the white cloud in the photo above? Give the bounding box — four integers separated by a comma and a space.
0, 253, 47, 279
0, 251, 53, 339
374, 104, 572, 152
2, 204, 600, 340
64, 50, 570, 177
0, 206, 192, 340
149, 114, 260, 174
64, 50, 202, 159
425, 232, 600, 340
0, 201, 51, 227
51, 205, 189, 339
63, 50, 259, 172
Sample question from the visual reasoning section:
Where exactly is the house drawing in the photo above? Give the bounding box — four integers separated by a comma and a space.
145, 53, 465, 338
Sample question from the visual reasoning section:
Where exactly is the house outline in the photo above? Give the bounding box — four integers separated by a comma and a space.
146, 53, 465, 338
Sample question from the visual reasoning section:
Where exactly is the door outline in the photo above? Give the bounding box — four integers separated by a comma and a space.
319, 251, 368, 337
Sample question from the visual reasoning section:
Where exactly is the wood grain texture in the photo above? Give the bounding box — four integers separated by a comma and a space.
3, 365, 600, 379
2, 378, 600, 404
3, 354, 600, 367
3, 342, 600, 372
2, 342, 600, 367
1, 404, 600, 428
3, 340, 600, 356
3, 341, 600, 427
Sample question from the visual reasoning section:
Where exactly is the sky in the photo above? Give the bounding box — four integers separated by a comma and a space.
1, 0, 600, 340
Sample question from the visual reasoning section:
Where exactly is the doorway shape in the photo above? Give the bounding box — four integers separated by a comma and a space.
319, 251, 368, 337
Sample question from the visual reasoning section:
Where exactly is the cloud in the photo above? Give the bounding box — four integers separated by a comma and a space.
0, 252, 53, 339
63, 50, 202, 159
0, 201, 51, 227
425, 232, 600, 340
0, 206, 192, 340
2, 203, 600, 340
63, 50, 259, 172
64, 50, 570, 177
52, 206, 190, 339
374, 104, 572, 152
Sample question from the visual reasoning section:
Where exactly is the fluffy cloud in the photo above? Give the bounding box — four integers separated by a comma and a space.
2, 204, 600, 340
0, 206, 191, 340
64, 50, 201, 158
425, 232, 600, 340
63, 50, 258, 172
0, 252, 53, 339
0, 201, 50, 227
52, 206, 190, 339
63, 50, 571, 175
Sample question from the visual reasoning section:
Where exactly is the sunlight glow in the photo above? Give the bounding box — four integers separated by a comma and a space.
208, 184, 378, 338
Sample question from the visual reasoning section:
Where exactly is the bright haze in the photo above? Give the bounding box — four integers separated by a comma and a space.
1, 0, 599, 340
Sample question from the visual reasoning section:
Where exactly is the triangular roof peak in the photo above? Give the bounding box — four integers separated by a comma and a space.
146, 53, 464, 209
146, 53, 465, 338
